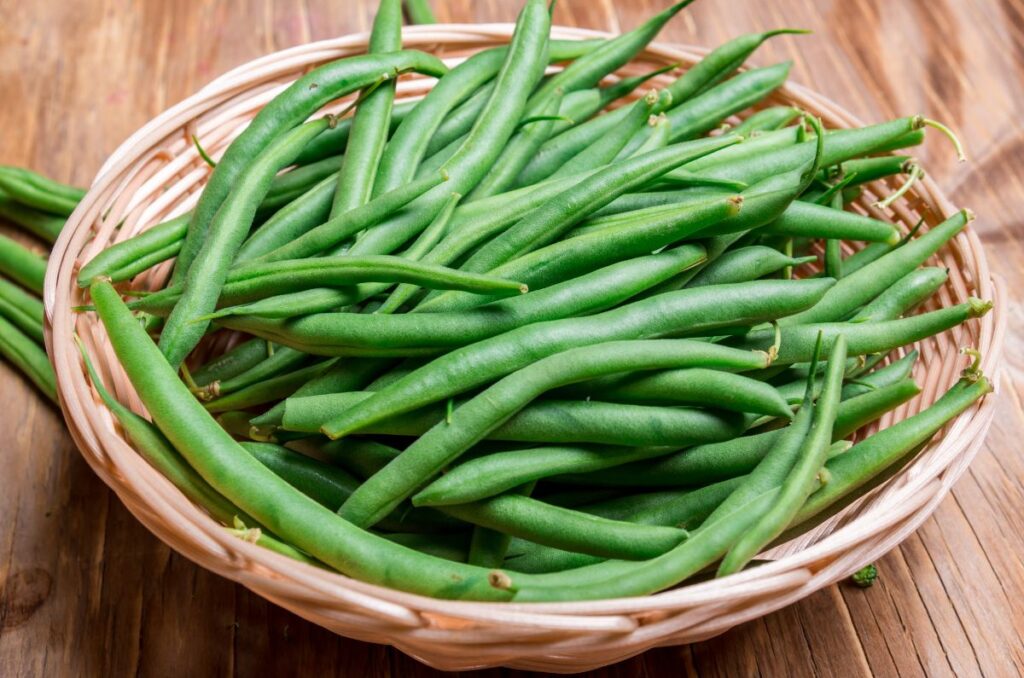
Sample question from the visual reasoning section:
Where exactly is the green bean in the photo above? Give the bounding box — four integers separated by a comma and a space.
249, 358, 393, 433
842, 350, 918, 399
216, 244, 708, 353
0, 314, 56, 403
336, 340, 769, 527
452, 137, 742, 276
742, 299, 990, 364
0, 234, 46, 294
414, 445, 679, 507
548, 90, 665, 180
0, 276, 44, 343
561, 379, 921, 488
554, 367, 793, 416
226, 526, 323, 567
240, 441, 358, 509
330, 0, 402, 216
440, 494, 687, 560
791, 375, 991, 530
677, 126, 802, 176
77, 337, 253, 525
292, 98, 417, 167
78, 214, 189, 287
0, 195, 65, 243
466, 92, 564, 200
237, 175, 336, 260
172, 49, 448, 285
732, 106, 802, 136
781, 209, 970, 325
190, 338, 270, 387
0, 167, 83, 216
197, 346, 308, 401
685, 245, 816, 287
160, 120, 332, 367
204, 359, 337, 413
760, 201, 900, 243
90, 280, 513, 600
850, 267, 948, 322
129, 254, 526, 316
260, 154, 343, 213
627, 113, 672, 157
719, 335, 846, 575
321, 278, 834, 438
319, 438, 400, 479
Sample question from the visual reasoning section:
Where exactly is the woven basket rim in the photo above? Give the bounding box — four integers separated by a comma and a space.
43, 23, 1005, 671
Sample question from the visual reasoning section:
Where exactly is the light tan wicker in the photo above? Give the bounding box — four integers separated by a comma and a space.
44, 24, 1005, 673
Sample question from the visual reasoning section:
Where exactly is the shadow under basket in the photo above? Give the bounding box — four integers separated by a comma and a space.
44, 24, 1005, 673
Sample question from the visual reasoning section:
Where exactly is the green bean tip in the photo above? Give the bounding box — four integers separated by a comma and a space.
966, 297, 993, 318
488, 570, 513, 590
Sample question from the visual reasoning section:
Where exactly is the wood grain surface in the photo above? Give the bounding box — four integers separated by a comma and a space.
1, 0, 1023, 675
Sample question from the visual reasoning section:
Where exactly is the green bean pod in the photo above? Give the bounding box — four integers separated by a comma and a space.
172, 49, 448, 285
685, 245, 816, 287
0, 167, 83, 216
77, 214, 189, 287
0, 315, 56, 403
129, 254, 526, 316
0, 235, 47, 294
204, 359, 337, 413
190, 338, 270, 387
0, 276, 44, 343
439, 494, 687, 561
215, 244, 707, 352
337, 340, 769, 527
760, 201, 901, 243
0, 196, 65, 243
237, 175, 336, 261
320, 278, 835, 438
731, 106, 802, 136
260, 154, 343, 213
90, 280, 515, 600
292, 98, 416, 167
849, 267, 948, 322
199, 346, 309, 400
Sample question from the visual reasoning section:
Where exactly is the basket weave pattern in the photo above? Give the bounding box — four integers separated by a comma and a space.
44, 25, 1005, 672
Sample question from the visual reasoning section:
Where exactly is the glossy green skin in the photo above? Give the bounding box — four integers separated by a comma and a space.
78, 214, 189, 287
412, 444, 679, 507
813, 154, 911, 186
503, 478, 741, 573
292, 99, 416, 167
204, 359, 336, 413
555, 367, 792, 417
334, 0, 553, 266
685, 245, 815, 287
547, 91, 662, 181
80, 342, 253, 526
260, 154, 343, 213
241, 441, 358, 509
379, 171, 600, 313
320, 278, 834, 439
319, 438, 400, 480
731, 106, 801, 135
129, 254, 525, 316
841, 350, 918, 399
0, 167, 82, 216
783, 210, 968, 326
191, 338, 269, 387
0, 195, 65, 243
90, 280, 512, 600
207, 346, 309, 398
336, 339, 768, 527
287, 393, 747, 448
160, 120, 332, 367
439, 494, 687, 561
172, 49, 449, 285
719, 336, 848, 575
217, 244, 708, 354
741, 299, 989, 364
0, 235, 46, 294
329, 0, 402, 216
0, 314, 56, 402
558, 379, 921, 488
849, 267, 948, 322
761, 200, 900, 243
237, 175, 336, 260
249, 358, 393, 429
466, 93, 563, 200
0, 276, 44, 343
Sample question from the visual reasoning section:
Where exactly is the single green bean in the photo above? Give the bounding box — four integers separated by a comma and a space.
190, 338, 270, 387
760, 200, 900, 243
77, 214, 189, 287
0, 195, 65, 243
685, 245, 816, 287
732, 106, 802, 136
0, 276, 44, 343
197, 346, 309, 400
0, 167, 83, 216
0, 234, 46, 294
0, 314, 56, 403
204, 359, 337, 413
850, 267, 948, 322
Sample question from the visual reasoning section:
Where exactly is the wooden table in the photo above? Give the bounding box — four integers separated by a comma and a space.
2, 1, 1022, 675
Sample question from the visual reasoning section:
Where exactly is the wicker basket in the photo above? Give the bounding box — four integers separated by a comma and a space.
44, 25, 1005, 673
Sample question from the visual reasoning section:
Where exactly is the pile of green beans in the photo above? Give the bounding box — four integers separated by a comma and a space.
50, 0, 994, 602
